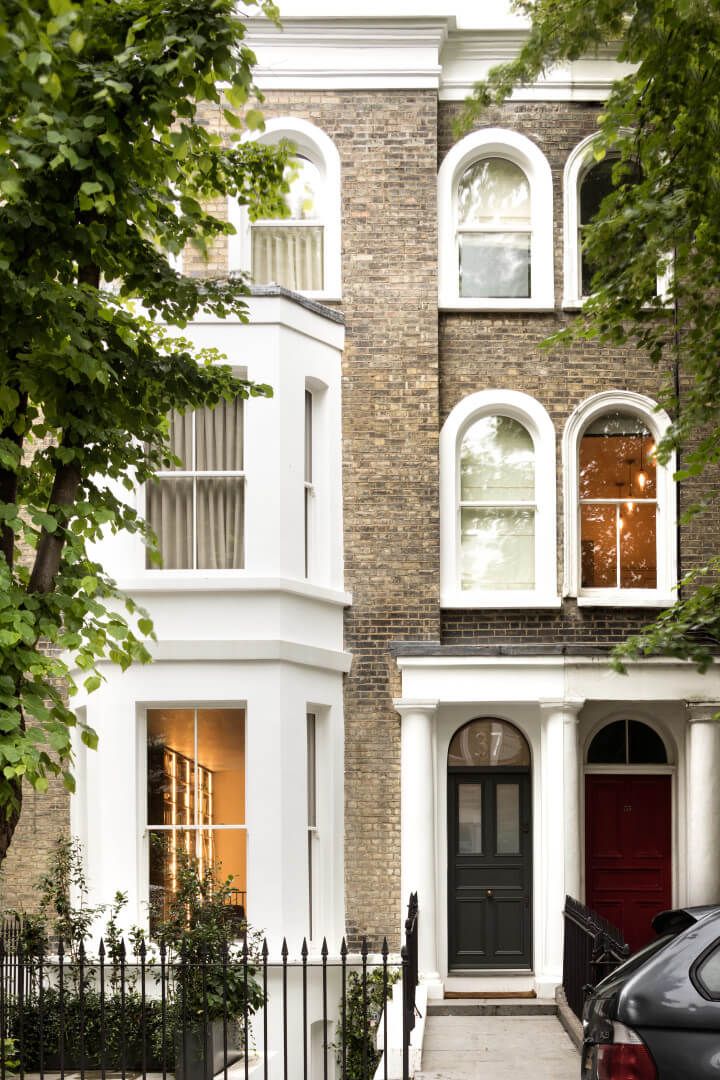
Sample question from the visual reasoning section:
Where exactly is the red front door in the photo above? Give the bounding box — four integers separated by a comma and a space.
585, 774, 671, 952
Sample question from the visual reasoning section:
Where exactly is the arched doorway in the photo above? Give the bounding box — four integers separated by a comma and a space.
585, 718, 671, 952
447, 718, 532, 970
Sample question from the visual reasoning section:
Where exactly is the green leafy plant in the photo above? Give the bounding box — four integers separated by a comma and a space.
153, 848, 264, 1030
336, 967, 400, 1080
0, 0, 290, 865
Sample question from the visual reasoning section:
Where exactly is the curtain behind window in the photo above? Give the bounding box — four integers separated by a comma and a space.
146, 398, 244, 569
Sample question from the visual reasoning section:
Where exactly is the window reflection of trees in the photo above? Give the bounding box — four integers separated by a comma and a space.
459, 416, 535, 590
579, 412, 657, 589
457, 158, 531, 298
579, 158, 642, 295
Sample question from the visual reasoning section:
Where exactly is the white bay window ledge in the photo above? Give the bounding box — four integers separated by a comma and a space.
438, 298, 555, 313
116, 574, 351, 606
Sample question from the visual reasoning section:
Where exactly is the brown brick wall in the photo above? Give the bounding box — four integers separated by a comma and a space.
0, 777, 69, 913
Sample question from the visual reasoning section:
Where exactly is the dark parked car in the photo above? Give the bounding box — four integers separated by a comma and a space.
582, 906, 720, 1079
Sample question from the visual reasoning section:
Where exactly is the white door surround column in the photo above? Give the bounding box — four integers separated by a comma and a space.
395, 698, 442, 998
686, 702, 720, 905
538, 697, 585, 996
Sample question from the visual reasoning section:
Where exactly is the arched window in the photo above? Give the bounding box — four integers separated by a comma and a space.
438, 128, 554, 310
587, 719, 668, 765
228, 117, 341, 300
564, 134, 644, 307
449, 718, 531, 768
563, 391, 676, 605
440, 390, 558, 608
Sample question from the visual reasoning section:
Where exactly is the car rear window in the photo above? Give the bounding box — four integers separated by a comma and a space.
595, 934, 676, 992
694, 940, 720, 1000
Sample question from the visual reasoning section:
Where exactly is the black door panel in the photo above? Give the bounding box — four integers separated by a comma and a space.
448, 770, 532, 969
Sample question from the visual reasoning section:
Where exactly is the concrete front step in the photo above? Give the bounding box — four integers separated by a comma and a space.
429, 997, 558, 1017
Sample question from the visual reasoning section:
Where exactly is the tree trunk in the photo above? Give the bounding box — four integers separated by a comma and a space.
0, 778, 22, 865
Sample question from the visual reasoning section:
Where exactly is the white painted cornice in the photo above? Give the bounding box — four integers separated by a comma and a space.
246, 18, 449, 90
245, 16, 633, 100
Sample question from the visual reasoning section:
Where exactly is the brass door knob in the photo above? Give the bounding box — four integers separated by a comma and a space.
486, 889, 494, 899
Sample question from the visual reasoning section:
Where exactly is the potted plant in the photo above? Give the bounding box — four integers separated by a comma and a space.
152, 850, 264, 1080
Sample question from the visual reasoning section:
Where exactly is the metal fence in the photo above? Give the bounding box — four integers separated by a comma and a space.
562, 895, 630, 1019
0, 895, 420, 1080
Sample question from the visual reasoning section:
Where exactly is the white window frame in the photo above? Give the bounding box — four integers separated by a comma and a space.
228, 117, 341, 301
143, 383, 246, 574
438, 128, 554, 311
563, 389, 677, 607
563, 132, 671, 309
440, 389, 559, 608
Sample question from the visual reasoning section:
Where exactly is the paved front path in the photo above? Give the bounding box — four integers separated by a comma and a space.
416, 1013, 580, 1079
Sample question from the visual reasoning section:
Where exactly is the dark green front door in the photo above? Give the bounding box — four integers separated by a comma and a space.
448, 770, 532, 970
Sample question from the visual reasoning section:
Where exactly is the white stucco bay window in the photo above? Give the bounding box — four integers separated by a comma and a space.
440, 389, 559, 608
228, 117, 341, 301
438, 128, 554, 310
563, 390, 677, 606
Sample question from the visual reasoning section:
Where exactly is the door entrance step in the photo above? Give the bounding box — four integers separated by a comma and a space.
430, 997, 558, 1017
443, 974, 536, 995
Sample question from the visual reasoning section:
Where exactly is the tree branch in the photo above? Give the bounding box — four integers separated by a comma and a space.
0, 388, 28, 570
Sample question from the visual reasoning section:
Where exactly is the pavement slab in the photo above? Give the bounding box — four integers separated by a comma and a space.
416, 1013, 580, 1080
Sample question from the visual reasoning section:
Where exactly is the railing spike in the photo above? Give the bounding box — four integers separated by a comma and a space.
301, 938, 308, 958
361, 935, 368, 958
98, 937, 105, 957
139, 936, 146, 958
119, 938, 126, 959
261, 937, 269, 958
340, 936, 348, 958
281, 937, 288, 958
321, 937, 328, 958
382, 936, 389, 957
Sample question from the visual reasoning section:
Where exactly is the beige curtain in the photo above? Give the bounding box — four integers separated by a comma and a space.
146, 400, 244, 569
252, 226, 323, 291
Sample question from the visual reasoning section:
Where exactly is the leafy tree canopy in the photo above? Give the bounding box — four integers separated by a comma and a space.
461, 0, 720, 672
0, 0, 289, 855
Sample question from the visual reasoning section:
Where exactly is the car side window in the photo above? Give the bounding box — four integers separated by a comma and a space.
694, 940, 720, 1000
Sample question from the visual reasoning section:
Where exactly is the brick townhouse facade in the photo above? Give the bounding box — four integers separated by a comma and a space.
3, 1, 720, 1003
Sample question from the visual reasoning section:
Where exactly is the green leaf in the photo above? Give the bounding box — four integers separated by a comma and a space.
244, 108, 265, 131
68, 29, 85, 53
83, 675, 102, 693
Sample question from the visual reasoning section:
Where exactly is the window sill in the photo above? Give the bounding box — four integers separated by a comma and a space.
441, 591, 562, 609
575, 591, 675, 609
439, 296, 555, 313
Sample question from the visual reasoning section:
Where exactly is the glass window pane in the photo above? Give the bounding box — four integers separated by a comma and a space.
146, 477, 193, 569
628, 721, 667, 764
461, 507, 535, 590
211, 827, 247, 906
458, 783, 483, 854
252, 225, 324, 291
620, 502, 657, 588
147, 709, 196, 826
459, 232, 531, 298
587, 719, 627, 764
307, 713, 317, 828
195, 398, 243, 472
496, 784, 521, 855
580, 413, 656, 500
580, 159, 642, 294
580, 504, 618, 588
460, 416, 534, 502
283, 156, 322, 220
166, 410, 193, 470
449, 719, 530, 768
196, 477, 244, 569
196, 709, 245, 825
458, 159, 531, 227
697, 944, 720, 997
149, 828, 194, 927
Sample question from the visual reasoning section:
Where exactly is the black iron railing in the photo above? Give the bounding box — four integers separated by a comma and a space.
0, 895, 420, 1080
562, 895, 630, 1019
401, 891, 418, 1080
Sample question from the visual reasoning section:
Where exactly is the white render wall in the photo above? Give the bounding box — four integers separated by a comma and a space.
72, 293, 349, 954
